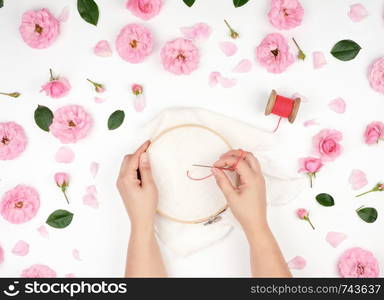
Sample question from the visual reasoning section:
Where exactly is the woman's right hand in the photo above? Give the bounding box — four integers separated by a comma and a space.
212, 149, 268, 236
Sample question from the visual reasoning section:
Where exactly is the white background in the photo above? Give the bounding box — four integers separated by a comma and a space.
0, 0, 384, 277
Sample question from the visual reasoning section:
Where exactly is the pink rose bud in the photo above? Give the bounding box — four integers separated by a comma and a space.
296, 208, 315, 230
40, 69, 71, 99
54, 172, 70, 204
364, 121, 384, 145
87, 79, 105, 93
298, 157, 323, 188
132, 84, 143, 95
356, 182, 384, 197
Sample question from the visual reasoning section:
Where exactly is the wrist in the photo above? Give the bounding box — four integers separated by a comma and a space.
130, 221, 155, 239
242, 221, 271, 242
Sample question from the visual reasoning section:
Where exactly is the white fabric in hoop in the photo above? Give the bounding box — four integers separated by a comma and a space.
144, 107, 306, 256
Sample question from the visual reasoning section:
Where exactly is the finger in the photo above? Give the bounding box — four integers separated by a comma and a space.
220, 150, 262, 174
118, 140, 151, 183
118, 154, 140, 186
139, 152, 155, 187
212, 168, 236, 199
214, 156, 255, 184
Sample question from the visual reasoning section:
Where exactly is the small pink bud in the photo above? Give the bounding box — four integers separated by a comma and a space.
54, 172, 69, 187
379, 184, 384, 190
296, 208, 308, 219
132, 84, 143, 95
95, 86, 105, 93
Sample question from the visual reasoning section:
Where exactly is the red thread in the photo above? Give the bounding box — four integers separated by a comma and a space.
186, 150, 245, 181
270, 95, 295, 133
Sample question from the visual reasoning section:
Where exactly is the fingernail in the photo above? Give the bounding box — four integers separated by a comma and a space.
140, 152, 149, 166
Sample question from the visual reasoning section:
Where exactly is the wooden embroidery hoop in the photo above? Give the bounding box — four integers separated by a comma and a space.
147, 124, 232, 225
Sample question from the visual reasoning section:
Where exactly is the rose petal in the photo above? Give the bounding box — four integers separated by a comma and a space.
292, 92, 308, 103
12, 240, 29, 256
83, 193, 98, 209
219, 41, 237, 56
209, 72, 221, 87
313, 51, 327, 69
232, 59, 252, 73
326, 232, 347, 248
0, 245, 4, 264
58, 6, 70, 22
349, 169, 368, 190
94, 40, 113, 57
37, 225, 49, 239
287, 256, 306, 270
303, 119, 318, 127
348, 3, 368, 22
55, 146, 75, 164
90, 162, 99, 178
72, 249, 82, 261
180, 22, 211, 41
329, 97, 346, 114
65, 273, 76, 278
94, 97, 106, 103
218, 76, 237, 88
86, 185, 97, 195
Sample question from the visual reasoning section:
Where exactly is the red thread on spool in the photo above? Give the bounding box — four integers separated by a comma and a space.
265, 89, 301, 132
187, 150, 245, 181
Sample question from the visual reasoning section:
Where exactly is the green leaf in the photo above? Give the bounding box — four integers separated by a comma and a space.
34, 105, 53, 132
233, 0, 250, 8
182, 0, 196, 7
46, 209, 74, 229
356, 207, 377, 223
0, 1, 4, 8
77, 0, 99, 26
315, 193, 335, 207
108, 110, 125, 130
330, 39, 361, 61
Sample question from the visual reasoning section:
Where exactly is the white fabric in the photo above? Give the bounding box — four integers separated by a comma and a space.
144, 107, 306, 256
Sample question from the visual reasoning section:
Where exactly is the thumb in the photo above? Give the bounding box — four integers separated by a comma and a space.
139, 152, 154, 187
212, 168, 236, 200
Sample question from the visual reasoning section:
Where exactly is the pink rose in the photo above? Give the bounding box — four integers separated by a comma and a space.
116, 24, 153, 64
312, 129, 343, 161
21, 264, 57, 278
364, 121, 384, 145
41, 78, 71, 98
54, 172, 69, 187
0, 185, 40, 224
0, 122, 27, 160
338, 247, 379, 278
160, 38, 200, 75
268, 0, 304, 30
49, 105, 92, 144
298, 157, 323, 173
132, 84, 143, 95
126, 0, 163, 20
19, 8, 60, 49
256, 33, 294, 73
296, 208, 308, 219
368, 57, 384, 94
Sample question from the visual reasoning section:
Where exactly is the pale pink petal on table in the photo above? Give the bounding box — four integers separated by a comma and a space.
58, 6, 70, 22
83, 193, 99, 209
180, 22, 211, 41
209, 72, 221, 87
329, 98, 346, 114
219, 42, 237, 56
292, 92, 308, 103
287, 256, 306, 270
94, 40, 113, 57
232, 59, 252, 73
303, 119, 318, 127
37, 225, 49, 239
65, 273, 76, 278
348, 4, 368, 22
0, 245, 4, 264
313, 52, 327, 69
87, 185, 97, 195
326, 232, 347, 248
90, 162, 99, 178
134, 94, 146, 112
72, 249, 82, 261
349, 169, 368, 190
12, 240, 29, 256
94, 97, 106, 103
218, 76, 237, 88
55, 146, 75, 163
